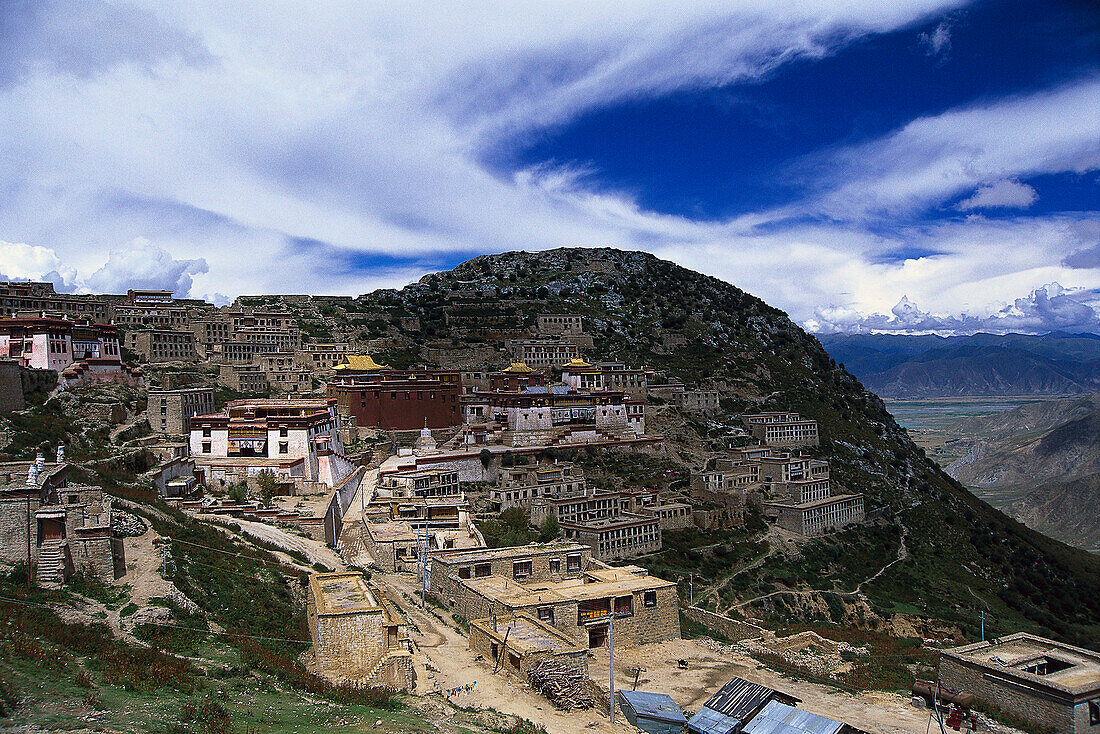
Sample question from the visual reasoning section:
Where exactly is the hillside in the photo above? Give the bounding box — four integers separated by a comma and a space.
821, 333, 1100, 398
336, 248, 1100, 647
947, 395, 1100, 551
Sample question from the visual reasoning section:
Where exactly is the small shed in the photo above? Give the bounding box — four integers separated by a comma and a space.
742, 700, 845, 734
688, 677, 801, 734
618, 690, 688, 734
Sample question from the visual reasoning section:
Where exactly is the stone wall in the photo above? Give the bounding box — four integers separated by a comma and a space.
0, 493, 39, 565
69, 534, 117, 579
0, 361, 23, 413
683, 606, 767, 642
939, 655, 1079, 734
308, 604, 386, 681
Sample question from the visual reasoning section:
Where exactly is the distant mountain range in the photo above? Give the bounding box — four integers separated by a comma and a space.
820, 332, 1100, 398
945, 394, 1100, 552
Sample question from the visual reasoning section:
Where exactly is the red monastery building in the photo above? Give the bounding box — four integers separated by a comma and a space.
326, 355, 463, 431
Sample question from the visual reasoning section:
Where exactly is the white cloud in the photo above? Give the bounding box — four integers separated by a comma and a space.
794, 79, 1100, 220
808, 283, 1100, 335
918, 20, 951, 60
0, 240, 77, 290
85, 238, 208, 296
957, 180, 1038, 210
0, 1, 1095, 335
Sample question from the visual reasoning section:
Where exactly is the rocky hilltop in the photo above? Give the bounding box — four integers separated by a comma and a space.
333, 247, 1099, 646
947, 394, 1100, 551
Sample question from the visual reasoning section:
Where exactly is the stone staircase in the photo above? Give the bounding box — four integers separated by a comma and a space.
337, 522, 372, 568
36, 540, 67, 588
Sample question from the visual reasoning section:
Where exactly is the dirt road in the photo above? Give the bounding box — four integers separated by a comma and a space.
378, 572, 636, 734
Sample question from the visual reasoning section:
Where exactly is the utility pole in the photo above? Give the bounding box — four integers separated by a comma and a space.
608, 611, 615, 725
689, 573, 693, 606
980, 610, 985, 642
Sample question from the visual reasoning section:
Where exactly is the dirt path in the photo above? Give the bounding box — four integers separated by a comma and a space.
197, 514, 345, 572
377, 572, 636, 734
728, 524, 909, 613
589, 638, 934, 734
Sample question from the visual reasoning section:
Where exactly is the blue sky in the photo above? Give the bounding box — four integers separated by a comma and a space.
0, 0, 1097, 333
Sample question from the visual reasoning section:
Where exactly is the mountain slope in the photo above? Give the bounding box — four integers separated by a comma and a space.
822, 333, 1100, 398
947, 395, 1100, 551
346, 248, 1100, 647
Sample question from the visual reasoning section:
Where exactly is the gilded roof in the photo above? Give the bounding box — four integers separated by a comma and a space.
503, 361, 534, 373
334, 354, 389, 371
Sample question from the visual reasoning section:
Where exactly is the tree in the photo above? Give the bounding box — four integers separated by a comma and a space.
539, 513, 560, 542
257, 469, 277, 508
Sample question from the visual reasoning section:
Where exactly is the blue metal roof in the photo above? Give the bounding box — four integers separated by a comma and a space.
619, 690, 687, 724
687, 706, 740, 734
742, 701, 844, 734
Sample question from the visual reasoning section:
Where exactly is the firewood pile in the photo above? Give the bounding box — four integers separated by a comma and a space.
528, 661, 595, 710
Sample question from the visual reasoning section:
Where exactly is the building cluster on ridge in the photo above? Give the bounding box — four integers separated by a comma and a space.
0, 277, 920, 729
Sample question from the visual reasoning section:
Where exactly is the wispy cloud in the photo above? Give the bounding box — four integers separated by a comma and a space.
957, 179, 1038, 210
0, 0, 1095, 334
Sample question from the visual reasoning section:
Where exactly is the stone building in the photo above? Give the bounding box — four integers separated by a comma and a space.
148, 387, 215, 435
766, 494, 865, 536
491, 462, 587, 511
675, 389, 720, 414
505, 339, 581, 371
560, 513, 662, 561
254, 352, 312, 394
428, 542, 592, 604
0, 282, 108, 321
468, 613, 587, 681
536, 314, 584, 336
363, 499, 485, 573
125, 329, 197, 363
0, 462, 124, 586
189, 398, 355, 493
306, 572, 413, 689
939, 633, 1100, 734
376, 469, 460, 500
437, 551, 680, 649
1, 317, 121, 372
742, 412, 820, 447
560, 360, 653, 400
217, 363, 269, 394
295, 342, 350, 373
326, 355, 463, 430
109, 304, 192, 330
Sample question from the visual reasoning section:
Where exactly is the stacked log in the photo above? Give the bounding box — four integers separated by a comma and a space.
528, 661, 595, 710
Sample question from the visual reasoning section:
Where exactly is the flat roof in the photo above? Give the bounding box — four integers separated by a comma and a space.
431, 542, 588, 565
461, 566, 673, 607
469, 614, 583, 655
764, 493, 863, 510
942, 633, 1100, 695
310, 572, 380, 615
619, 690, 687, 724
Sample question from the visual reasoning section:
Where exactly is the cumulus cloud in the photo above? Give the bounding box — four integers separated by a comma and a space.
85, 239, 208, 296
957, 180, 1038, 210
0, 240, 77, 290
808, 283, 1100, 335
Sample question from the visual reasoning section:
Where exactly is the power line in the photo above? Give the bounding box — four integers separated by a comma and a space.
0, 595, 311, 646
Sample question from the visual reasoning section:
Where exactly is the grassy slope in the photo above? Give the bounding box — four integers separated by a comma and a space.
349, 248, 1099, 648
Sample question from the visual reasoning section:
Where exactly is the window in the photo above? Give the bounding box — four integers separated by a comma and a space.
278, 442, 288, 454
1089, 700, 1099, 726
202, 427, 211, 437
614, 596, 633, 617
474, 564, 492, 578
458, 567, 471, 579
566, 554, 581, 572
513, 560, 532, 579
537, 607, 555, 624
201, 442, 211, 453
549, 559, 560, 575
644, 590, 657, 608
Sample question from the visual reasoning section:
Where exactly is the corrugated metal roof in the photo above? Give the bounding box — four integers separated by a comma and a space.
743, 701, 844, 734
701, 677, 800, 722
687, 706, 740, 734
618, 691, 687, 724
